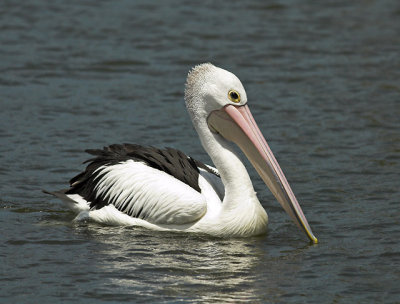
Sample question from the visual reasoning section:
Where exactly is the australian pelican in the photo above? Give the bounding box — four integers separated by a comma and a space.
45, 63, 317, 243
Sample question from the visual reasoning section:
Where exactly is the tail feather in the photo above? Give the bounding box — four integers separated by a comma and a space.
42, 189, 90, 213
42, 189, 70, 200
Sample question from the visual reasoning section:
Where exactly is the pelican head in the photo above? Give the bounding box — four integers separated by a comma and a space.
185, 63, 247, 119
185, 63, 317, 243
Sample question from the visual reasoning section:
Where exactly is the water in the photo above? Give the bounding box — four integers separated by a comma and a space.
1, 0, 399, 302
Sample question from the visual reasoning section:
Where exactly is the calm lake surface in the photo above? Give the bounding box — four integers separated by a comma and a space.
1, 1, 399, 303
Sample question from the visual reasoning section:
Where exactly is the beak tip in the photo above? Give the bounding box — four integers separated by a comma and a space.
310, 235, 318, 244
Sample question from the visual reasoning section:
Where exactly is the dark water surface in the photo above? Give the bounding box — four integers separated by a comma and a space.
1, 1, 399, 303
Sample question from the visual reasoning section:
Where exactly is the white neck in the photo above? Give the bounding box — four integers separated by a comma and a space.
192, 118, 268, 236
194, 119, 257, 206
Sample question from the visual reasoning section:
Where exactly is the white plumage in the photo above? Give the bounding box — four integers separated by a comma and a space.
46, 63, 317, 242
92, 160, 207, 224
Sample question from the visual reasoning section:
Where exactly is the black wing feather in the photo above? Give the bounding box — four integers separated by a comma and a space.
66, 144, 220, 214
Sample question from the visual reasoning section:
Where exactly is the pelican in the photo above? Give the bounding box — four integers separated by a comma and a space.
45, 63, 317, 243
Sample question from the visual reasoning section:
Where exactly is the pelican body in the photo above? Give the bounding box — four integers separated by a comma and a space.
45, 63, 317, 243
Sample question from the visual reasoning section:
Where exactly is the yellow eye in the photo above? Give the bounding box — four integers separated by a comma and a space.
228, 90, 241, 103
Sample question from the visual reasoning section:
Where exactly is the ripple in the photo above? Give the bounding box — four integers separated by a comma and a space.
1, 0, 400, 302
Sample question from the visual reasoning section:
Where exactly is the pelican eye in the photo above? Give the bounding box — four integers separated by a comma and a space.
228, 90, 241, 103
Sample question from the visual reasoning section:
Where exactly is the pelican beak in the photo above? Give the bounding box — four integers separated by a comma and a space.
207, 104, 318, 243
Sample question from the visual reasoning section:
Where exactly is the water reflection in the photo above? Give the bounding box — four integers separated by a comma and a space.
73, 224, 268, 302
69, 222, 317, 302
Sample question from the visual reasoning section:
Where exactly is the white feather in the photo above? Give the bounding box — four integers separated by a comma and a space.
90, 160, 207, 225
198, 167, 224, 200
64, 194, 90, 212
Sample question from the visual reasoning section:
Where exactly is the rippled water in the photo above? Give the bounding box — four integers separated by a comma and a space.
1, 1, 399, 303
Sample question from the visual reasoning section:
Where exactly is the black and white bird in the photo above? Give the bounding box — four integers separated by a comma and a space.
45, 63, 317, 243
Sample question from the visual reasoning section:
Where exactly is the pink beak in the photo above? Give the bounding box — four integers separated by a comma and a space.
207, 104, 318, 243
